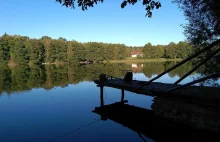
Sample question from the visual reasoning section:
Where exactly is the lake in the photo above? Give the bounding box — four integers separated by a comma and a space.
0, 62, 219, 142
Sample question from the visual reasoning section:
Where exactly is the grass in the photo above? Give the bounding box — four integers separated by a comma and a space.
104, 58, 182, 63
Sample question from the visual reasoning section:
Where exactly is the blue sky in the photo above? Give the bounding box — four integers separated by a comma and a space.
0, 0, 186, 46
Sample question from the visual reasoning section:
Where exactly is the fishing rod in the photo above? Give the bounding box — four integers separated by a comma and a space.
49, 118, 101, 142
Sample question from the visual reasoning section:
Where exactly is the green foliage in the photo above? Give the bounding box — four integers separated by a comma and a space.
0, 35, 10, 64
25, 39, 45, 64
11, 37, 28, 65
143, 42, 192, 59
164, 42, 192, 59
175, 41, 192, 58
56, 0, 161, 17
164, 42, 177, 59
0, 34, 193, 65
54, 38, 68, 62
42, 37, 52, 63
143, 43, 164, 58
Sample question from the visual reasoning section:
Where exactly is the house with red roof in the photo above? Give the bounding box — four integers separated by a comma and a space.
130, 51, 143, 57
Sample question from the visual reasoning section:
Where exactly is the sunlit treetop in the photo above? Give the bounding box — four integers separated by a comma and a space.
56, 0, 162, 17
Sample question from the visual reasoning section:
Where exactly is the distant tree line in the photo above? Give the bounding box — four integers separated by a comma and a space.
0, 34, 192, 65
142, 42, 192, 59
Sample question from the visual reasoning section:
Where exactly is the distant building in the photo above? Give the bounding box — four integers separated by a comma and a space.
130, 51, 143, 57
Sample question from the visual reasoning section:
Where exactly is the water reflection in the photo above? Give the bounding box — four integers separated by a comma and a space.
0, 62, 218, 142
93, 91, 220, 142
0, 62, 193, 95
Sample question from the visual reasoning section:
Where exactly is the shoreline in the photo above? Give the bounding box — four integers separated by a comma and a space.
104, 58, 182, 63
4, 58, 182, 67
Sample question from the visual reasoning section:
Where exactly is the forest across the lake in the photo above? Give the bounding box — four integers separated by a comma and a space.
0, 34, 193, 66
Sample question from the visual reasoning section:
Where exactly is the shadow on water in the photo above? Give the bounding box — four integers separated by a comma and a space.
93, 89, 220, 142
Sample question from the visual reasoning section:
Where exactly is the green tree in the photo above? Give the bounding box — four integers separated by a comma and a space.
164, 42, 177, 59
11, 37, 29, 65
0, 34, 11, 64
25, 39, 45, 65
41, 36, 53, 63
67, 40, 80, 62
176, 41, 192, 58
118, 44, 126, 59
143, 43, 164, 58
103, 44, 113, 60
74, 42, 86, 59
0, 34, 193, 65
55, 38, 68, 62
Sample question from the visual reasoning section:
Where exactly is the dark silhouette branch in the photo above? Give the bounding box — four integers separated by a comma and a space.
165, 72, 220, 92
174, 47, 220, 84
56, 0, 161, 17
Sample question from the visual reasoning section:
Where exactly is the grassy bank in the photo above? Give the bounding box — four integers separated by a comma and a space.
104, 58, 182, 63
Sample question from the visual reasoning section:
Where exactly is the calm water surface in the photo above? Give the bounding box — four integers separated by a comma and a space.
0, 62, 211, 142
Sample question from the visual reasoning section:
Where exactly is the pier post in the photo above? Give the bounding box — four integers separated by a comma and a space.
100, 86, 104, 107
121, 89, 124, 102
99, 85, 107, 120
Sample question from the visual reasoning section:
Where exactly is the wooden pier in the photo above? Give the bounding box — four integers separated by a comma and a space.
94, 79, 220, 107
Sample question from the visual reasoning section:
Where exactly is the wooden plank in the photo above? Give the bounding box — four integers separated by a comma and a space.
94, 79, 220, 101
